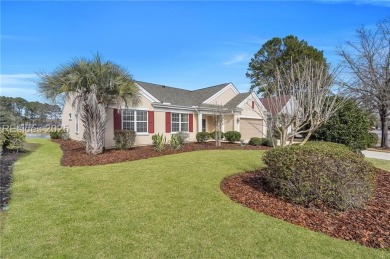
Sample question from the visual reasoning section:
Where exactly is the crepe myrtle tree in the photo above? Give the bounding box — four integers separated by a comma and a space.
258, 59, 344, 147
38, 54, 140, 155
338, 17, 390, 148
211, 104, 226, 147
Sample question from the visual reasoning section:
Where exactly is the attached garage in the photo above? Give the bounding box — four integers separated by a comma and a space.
240, 118, 264, 140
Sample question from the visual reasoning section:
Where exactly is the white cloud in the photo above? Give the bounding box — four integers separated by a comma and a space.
0, 74, 37, 85
0, 74, 41, 101
316, 0, 390, 7
0, 34, 39, 42
223, 53, 249, 66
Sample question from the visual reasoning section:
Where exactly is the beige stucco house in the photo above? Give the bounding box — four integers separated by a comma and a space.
62, 81, 268, 148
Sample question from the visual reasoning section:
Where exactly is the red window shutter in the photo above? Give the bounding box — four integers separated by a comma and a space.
113, 109, 122, 130
189, 114, 193, 132
165, 112, 171, 133
252, 101, 255, 109
148, 111, 154, 133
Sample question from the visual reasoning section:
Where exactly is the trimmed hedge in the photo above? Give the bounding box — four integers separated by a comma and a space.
114, 130, 136, 150
262, 141, 375, 211
224, 131, 241, 143
196, 132, 210, 143
248, 137, 273, 147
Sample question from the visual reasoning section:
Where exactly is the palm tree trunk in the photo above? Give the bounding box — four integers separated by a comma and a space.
81, 88, 106, 155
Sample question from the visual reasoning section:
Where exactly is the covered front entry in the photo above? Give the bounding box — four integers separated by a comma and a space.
240, 118, 264, 140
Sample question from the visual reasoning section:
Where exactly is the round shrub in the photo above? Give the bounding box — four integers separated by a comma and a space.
50, 129, 65, 139
176, 131, 190, 145
210, 131, 224, 140
262, 141, 375, 211
261, 138, 273, 147
196, 132, 210, 143
248, 137, 262, 146
249, 137, 273, 147
366, 132, 379, 148
1, 130, 25, 152
114, 130, 136, 150
224, 131, 241, 143
309, 98, 375, 150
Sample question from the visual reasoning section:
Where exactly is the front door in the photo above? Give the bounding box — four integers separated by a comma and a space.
202, 119, 206, 132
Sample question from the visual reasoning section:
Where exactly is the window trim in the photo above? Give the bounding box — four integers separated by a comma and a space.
122, 109, 148, 134
171, 113, 189, 133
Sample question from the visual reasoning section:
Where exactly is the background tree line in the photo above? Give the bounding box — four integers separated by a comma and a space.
246, 17, 389, 149
0, 96, 61, 128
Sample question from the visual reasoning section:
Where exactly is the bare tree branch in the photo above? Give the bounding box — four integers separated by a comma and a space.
338, 18, 390, 148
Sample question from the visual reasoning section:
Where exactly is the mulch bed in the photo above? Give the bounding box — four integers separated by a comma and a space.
0, 151, 24, 210
221, 169, 390, 249
52, 139, 271, 167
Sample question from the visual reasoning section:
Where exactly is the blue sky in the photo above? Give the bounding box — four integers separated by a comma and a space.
1, 0, 389, 103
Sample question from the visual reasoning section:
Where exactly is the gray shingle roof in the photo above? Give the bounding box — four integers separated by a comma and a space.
135, 81, 230, 107
224, 92, 251, 109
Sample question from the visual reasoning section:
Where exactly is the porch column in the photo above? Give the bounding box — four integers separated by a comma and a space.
198, 112, 202, 132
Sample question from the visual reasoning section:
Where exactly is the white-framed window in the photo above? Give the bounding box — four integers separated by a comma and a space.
172, 113, 188, 132
122, 110, 148, 133
75, 114, 79, 133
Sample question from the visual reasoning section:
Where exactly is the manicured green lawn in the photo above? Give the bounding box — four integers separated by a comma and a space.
1, 139, 389, 258
367, 157, 390, 172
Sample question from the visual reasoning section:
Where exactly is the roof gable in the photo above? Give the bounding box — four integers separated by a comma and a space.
224, 92, 251, 109
260, 95, 291, 115
202, 83, 239, 105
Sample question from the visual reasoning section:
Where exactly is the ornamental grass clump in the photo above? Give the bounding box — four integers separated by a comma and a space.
262, 142, 375, 211
152, 133, 166, 152
169, 134, 181, 150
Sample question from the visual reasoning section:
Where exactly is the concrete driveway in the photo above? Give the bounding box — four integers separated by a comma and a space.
362, 150, 390, 160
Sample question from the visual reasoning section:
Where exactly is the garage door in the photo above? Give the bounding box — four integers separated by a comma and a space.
240, 119, 264, 140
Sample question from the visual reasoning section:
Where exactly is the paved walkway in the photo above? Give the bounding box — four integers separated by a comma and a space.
362, 150, 390, 160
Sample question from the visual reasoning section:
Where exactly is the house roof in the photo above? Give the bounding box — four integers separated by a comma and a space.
259, 95, 291, 115
135, 81, 230, 107
224, 92, 252, 109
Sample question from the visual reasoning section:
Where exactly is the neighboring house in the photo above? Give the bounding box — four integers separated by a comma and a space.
62, 81, 268, 147
259, 95, 294, 116
259, 95, 297, 138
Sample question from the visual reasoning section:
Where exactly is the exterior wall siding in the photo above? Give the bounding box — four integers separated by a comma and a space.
224, 115, 234, 132
61, 96, 84, 142
204, 87, 237, 106
61, 84, 268, 148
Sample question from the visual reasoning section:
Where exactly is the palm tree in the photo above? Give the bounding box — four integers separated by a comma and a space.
38, 54, 140, 155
